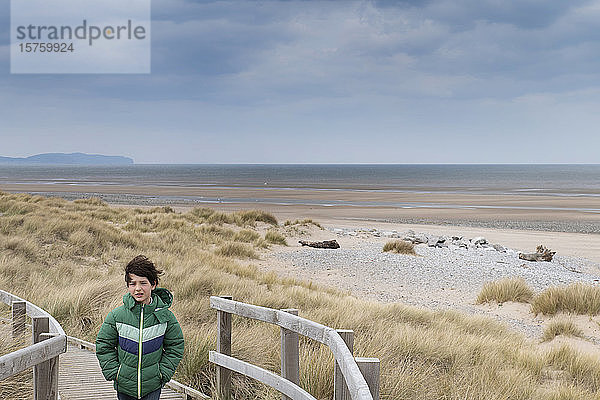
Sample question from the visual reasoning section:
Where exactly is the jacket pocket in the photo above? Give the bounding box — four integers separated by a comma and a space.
157, 363, 165, 387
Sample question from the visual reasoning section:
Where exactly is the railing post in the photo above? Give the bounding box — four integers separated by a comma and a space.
32, 316, 59, 400
280, 308, 299, 400
12, 300, 26, 339
217, 296, 232, 400
334, 329, 354, 400
356, 357, 380, 400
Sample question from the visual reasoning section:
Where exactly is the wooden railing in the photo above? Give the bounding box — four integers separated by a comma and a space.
0, 289, 67, 400
209, 296, 380, 400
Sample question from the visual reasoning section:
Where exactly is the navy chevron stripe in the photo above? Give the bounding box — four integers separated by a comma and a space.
142, 334, 165, 355
119, 336, 139, 355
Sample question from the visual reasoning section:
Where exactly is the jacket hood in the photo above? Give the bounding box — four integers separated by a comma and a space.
153, 287, 174, 308
122, 287, 174, 310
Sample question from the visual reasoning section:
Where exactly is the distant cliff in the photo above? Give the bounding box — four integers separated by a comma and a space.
0, 153, 134, 165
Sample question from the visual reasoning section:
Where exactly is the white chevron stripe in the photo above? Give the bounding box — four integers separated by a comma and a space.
115, 322, 167, 343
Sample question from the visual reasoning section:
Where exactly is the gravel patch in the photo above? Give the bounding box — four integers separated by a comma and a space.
271, 228, 600, 338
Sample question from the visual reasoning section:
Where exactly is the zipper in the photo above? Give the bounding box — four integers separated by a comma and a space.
138, 304, 144, 399
116, 365, 122, 382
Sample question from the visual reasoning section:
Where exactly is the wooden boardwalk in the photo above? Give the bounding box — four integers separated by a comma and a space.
58, 342, 185, 400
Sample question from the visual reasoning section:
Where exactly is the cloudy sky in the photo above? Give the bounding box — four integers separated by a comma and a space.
1, 0, 599, 164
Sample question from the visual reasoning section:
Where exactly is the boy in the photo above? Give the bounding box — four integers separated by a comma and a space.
96, 255, 184, 400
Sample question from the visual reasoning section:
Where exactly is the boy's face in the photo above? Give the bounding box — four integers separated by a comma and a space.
127, 273, 157, 305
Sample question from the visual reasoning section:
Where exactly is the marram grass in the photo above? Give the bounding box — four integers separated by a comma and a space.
382, 240, 416, 255
264, 230, 287, 246
477, 277, 534, 304
532, 283, 600, 316
2, 191, 600, 399
542, 319, 584, 342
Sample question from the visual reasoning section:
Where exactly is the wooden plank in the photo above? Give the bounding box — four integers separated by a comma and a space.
356, 358, 380, 400
210, 352, 316, 400
66, 335, 96, 351
12, 300, 26, 338
281, 309, 300, 400
33, 316, 59, 400
334, 330, 354, 400
0, 335, 66, 380
326, 333, 373, 400
281, 309, 299, 400
216, 296, 232, 400
165, 379, 211, 399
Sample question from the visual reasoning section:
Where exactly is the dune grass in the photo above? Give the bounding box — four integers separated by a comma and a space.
283, 219, 322, 229
382, 240, 416, 255
531, 283, 600, 316
3, 191, 600, 399
264, 230, 287, 246
477, 277, 535, 304
215, 242, 259, 259
542, 319, 584, 342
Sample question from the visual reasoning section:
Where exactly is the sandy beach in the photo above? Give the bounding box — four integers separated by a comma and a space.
3, 182, 599, 262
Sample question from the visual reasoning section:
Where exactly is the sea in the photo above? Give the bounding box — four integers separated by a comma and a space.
0, 164, 599, 209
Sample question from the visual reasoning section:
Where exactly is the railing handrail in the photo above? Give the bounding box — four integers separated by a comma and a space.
0, 335, 66, 380
210, 296, 374, 400
0, 288, 68, 394
209, 351, 317, 400
0, 290, 65, 336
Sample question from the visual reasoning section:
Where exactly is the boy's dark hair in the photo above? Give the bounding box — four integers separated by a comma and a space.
125, 255, 163, 286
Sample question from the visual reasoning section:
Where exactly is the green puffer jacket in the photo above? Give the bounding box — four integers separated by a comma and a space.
96, 288, 184, 399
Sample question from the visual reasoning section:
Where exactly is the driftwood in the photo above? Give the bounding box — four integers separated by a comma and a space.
299, 240, 340, 249
519, 245, 556, 262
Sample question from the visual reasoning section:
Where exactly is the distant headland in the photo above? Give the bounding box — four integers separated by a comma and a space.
0, 153, 134, 165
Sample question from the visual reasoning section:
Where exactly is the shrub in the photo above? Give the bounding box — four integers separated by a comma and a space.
383, 240, 416, 255
542, 319, 584, 342
531, 283, 600, 316
476, 277, 534, 304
